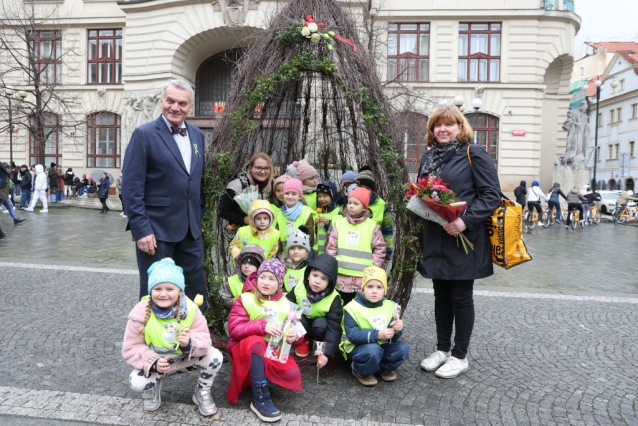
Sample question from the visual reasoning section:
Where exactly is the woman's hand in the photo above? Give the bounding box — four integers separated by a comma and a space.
156, 357, 171, 373
317, 354, 328, 369
264, 324, 282, 336
443, 217, 467, 236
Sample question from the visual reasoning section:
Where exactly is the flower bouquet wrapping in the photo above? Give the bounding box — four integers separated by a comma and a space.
406, 176, 474, 254
233, 185, 259, 214
264, 302, 306, 364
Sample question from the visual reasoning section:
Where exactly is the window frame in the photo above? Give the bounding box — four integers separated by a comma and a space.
387, 23, 430, 82
610, 109, 615, 123
630, 103, 637, 119
596, 146, 601, 162
608, 144, 613, 160
465, 112, 499, 165
28, 30, 62, 85
87, 29, 123, 85
616, 107, 623, 122
29, 113, 61, 165
629, 141, 635, 158
86, 112, 121, 168
597, 112, 603, 127
458, 22, 501, 82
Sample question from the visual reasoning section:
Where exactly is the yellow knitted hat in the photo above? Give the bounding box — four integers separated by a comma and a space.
361, 266, 388, 295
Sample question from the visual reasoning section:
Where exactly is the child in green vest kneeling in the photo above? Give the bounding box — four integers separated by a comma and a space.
230, 200, 280, 260
282, 227, 311, 292
226, 259, 303, 423
314, 181, 342, 256
326, 187, 387, 305
276, 178, 315, 254
286, 254, 343, 363
220, 244, 264, 309
340, 266, 409, 387
122, 258, 223, 416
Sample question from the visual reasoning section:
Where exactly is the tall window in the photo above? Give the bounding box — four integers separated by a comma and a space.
87, 112, 121, 167
29, 30, 62, 84
617, 107, 623, 122
401, 112, 428, 173
458, 23, 501, 82
196, 49, 242, 116
597, 112, 603, 126
87, 29, 122, 84
630, 141, 635, 157
29, 114, 60, 165
387, 24, 429, 82
631, 103, 637, 119
466, 113, 499, 164
596, 146, 601, 162
608, 144, 613, 159
610, 109, 616, 123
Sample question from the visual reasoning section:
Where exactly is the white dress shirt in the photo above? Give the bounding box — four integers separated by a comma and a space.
162, 115, 192, 174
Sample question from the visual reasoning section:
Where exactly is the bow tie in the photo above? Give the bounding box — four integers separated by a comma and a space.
170, 126, 187, 136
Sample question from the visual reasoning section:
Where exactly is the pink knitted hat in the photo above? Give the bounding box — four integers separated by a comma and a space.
273, 174, 291, 187
292, 159, 317, 182
283, 178, 303, 196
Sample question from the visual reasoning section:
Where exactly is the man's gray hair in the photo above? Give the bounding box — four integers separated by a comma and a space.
161, 79, 195, 103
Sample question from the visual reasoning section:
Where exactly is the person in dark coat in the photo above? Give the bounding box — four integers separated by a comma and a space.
286, 254, 342, 367
64, 168, 75, 198
416, 106, 501, 380
547, 183, 568, 223
19, 165, 32, 208
97, 172, 111, 213
48, 163, 59, 203
513, 180, 526, 206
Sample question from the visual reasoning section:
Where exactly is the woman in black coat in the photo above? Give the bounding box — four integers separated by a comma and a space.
97, 173, 110, 213
417, 106, 501, 379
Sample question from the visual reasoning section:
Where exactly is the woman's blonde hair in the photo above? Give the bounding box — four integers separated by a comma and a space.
248, 152, 274, 181
426, 106, 474, 147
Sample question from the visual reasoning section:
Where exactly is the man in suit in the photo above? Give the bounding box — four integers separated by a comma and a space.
122, 79, 208, 312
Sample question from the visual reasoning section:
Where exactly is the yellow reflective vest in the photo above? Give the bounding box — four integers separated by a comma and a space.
142, 295, 197, 355
313, 208, 342, 256
293, 283, 340, 319
283, 266, 306, 292
334, 216, 376, 277
228, 274, 244, 299
236, 226, 280, 259
339, 299, 395, 358
240, 292, 294, 342
276, 205, 314, 243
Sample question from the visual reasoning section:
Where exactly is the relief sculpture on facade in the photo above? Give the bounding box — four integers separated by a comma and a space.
555, 104, 590, 170
212, 0, 259, 26
121, 91, 162, 147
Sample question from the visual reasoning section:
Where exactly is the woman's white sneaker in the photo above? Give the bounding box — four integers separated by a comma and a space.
435, 357, 469, 379
420, 351, 450, 371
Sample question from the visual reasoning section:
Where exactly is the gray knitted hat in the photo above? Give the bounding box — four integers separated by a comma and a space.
286, 227, 311, 252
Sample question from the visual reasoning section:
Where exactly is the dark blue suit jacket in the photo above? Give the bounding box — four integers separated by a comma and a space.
122, 116, 205, 242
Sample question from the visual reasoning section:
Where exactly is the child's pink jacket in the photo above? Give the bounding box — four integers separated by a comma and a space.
121, 300, 212, 377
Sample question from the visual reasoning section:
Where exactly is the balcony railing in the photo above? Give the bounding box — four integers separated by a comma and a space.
540, 0, 575, 13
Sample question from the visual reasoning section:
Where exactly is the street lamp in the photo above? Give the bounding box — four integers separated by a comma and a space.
583, 78, 603, 192
453, 95, 465, 110
471, 97, 482, 111
4, 86, 15, 165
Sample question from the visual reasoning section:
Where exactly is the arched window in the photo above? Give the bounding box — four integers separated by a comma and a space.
29, 113, 60, 165
626, 178, 634, 192
608, 178, 617, 190
196, 49, 243, 117
401, 112, 428, 173
465, 113, 499, 164
87, 112, 121, 168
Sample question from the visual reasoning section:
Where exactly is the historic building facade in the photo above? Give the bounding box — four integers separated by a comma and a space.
0, 0, 580, 192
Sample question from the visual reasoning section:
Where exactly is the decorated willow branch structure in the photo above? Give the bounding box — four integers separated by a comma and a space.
202, 0, 421, 334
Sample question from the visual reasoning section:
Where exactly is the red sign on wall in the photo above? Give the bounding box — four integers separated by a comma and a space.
511, 130, 526, 136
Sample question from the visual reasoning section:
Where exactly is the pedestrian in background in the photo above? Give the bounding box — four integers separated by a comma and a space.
98, 172, 110, 213
0, 162, 26, 225
26, 165, 48, 212
116, 172, 126, 217
64, 168, 75, 199
48, 163, 59, 203
514, 180, 526, 206
526, 181, 546, 221
19, 165, 32, 209
56, 166, 65, 202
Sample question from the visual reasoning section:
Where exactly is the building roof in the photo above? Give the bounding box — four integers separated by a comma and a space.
585, 41, 638, 53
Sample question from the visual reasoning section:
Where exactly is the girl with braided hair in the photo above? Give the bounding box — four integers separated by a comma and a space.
122, 258, 223, 416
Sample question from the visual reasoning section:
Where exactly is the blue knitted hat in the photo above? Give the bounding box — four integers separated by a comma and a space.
341, 170, 356, 182
147, 258, 185, 293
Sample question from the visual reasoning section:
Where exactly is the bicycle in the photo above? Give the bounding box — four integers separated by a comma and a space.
567, 207, 583, 230
584, 204, 600, 226
541, 203, 554, 228
524, 207, 546, 229
614, 205, 637, 224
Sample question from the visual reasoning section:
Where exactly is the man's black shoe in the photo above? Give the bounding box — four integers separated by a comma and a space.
14, 218, 26, 224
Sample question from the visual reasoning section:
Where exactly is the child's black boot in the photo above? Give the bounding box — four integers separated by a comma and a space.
250, 379, 282, 422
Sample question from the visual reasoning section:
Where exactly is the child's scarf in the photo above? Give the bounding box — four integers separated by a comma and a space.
282, 201, 303, 221
151, 294, 188, 319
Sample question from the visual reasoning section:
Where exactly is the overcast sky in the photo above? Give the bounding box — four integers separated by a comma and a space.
574, 0, 638, 47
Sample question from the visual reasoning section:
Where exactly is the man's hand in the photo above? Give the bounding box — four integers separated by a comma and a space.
137, 234, 157, 255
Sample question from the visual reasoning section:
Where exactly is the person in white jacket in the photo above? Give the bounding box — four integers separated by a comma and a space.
526, 180, 546, 221
25, 164, 48, 212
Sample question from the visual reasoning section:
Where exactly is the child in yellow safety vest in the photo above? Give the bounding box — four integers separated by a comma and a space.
286, 254, 343, 366
220, 244, 264, 309
275, 178, 315, 253
314, 181, 342, 256
356, 166, 394, 262
271, 174, 290, 220
230, 200, 280, 260
326, 187, 386, 305
226, 259, 303, 422
122, 258, 223, 416
282, 227, 310, 292
287, 159, 319, 210
340, 266, 409, 387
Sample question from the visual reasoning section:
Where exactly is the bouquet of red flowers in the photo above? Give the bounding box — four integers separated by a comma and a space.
406, 176, 473, 253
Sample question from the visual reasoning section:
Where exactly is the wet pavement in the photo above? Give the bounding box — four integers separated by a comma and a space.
0, 208, 637, 425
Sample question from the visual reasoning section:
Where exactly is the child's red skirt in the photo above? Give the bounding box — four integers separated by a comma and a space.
226, 335, 302, 404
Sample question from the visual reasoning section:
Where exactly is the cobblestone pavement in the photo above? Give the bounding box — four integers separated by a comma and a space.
0, 210, 637, 425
